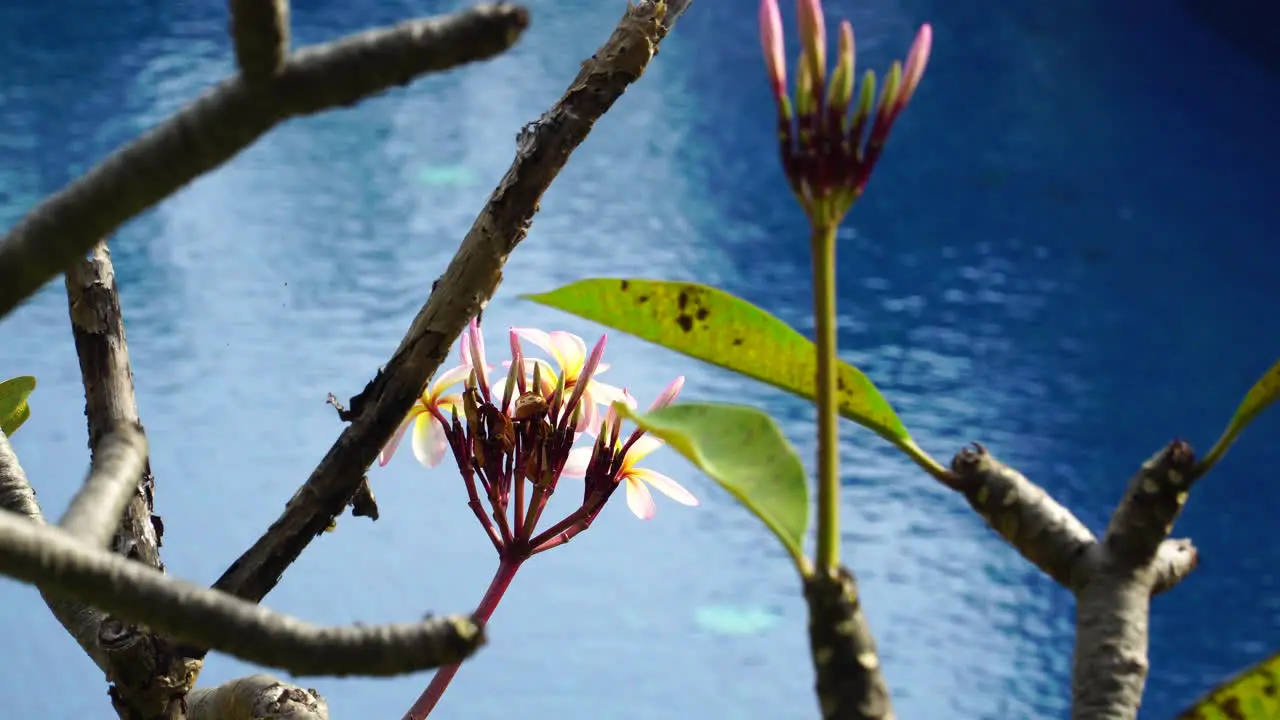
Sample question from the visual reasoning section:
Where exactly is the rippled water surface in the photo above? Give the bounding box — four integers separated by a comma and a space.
1, 0, 1277, 718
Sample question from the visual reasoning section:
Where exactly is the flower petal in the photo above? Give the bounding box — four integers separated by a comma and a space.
623, 435, 665, 469
587, 379, 628, 406
379, 405, 424, 466
513, 328, 561, 366
631, 468, 699, 506
561, 446, 594, 478
549, 331, 588, 376
575, 395, 600, 435
410, 413, 450, 469
429, 364, 473, 401
625, 477, 657, 520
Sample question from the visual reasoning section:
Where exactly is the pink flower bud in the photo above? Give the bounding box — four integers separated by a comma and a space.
758, 0, 788, 104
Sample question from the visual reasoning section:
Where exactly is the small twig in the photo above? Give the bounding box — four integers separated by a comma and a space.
804, 565, 894, 720
229, 0, 290, 84
57, 426, 149, 548
188, 674, 328, 720
213, 0, 692, 606
0, 509, 484, 675
0, 4, 530, 319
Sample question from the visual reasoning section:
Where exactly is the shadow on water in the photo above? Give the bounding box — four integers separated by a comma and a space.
0, 0, 1277, 718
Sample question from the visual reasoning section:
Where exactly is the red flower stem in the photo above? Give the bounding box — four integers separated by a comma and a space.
458, 458, 502, 551
523, 484, 549, 537
467, 499, 503, 553
401, 554, 524, 720
513, 463, 526, 540
528, 498, 600, 550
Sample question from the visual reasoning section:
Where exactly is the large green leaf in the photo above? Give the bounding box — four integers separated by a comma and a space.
0, 376, 36, 436
1177, 650, 1280, 719
617, 401, 810, 573
1199, 358, 1280, 474
523, 279, 911, 445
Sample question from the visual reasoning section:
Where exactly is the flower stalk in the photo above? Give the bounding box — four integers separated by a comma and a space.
759, 0, 931, 571
387, 319, 695, 719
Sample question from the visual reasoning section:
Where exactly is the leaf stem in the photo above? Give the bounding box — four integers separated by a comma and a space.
811, 222, 841, 572
402, 553, 524, 720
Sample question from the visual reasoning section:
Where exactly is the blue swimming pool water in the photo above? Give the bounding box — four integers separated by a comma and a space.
0, 0, 1276, 717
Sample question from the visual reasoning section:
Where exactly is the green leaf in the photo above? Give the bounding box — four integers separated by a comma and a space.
0, 375, 36, 436
523, 279, 910, 445
1200, 359, 1280, 474
617, 401, 810, 573
1177, 650, 1280, 719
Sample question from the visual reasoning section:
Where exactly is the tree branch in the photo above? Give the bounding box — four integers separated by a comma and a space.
804, 565, 894, 720
0, 3, 530, 319
212, 0, 692, 605
58, 427, 149, 548
188, 675, 328, 720
950, 443, 1097, 589
229, 0, 290, 84
66, 240, 193, 719
0, 508, 484, 675
0, 430, 111, 672
1102, 441, 1195, 568
1072, 441, 1199, 720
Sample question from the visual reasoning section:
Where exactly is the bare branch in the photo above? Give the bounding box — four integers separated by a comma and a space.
58, 427, 148, 547
0, 3, 530, 319
0, 510, 484, 675
188, 675, 328, 720
230, 0, 291, 83
66, 240, 192, 718
213, 0, 692, 604
0, 431, 110, 670
950, 443, 1097, 589
804, 566, 894, 720
67, 242, 163, 572
1103, 441, 1196, 568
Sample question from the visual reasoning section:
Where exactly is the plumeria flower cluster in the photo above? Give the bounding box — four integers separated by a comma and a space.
380, 318, 698, 556
760, 0, 932, 226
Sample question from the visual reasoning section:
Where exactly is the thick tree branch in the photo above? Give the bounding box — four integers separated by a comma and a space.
0, 509, 484, 675
804, 566, 894, 720
230, 0, 290, 83
0, 3, 530, 319
950, 443, 1097, 590
58, 427, 149, 548
213, 0, 692, 604
947, 441, 1202, 720
0, 431, 111, 671
188, 675, 328, 720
